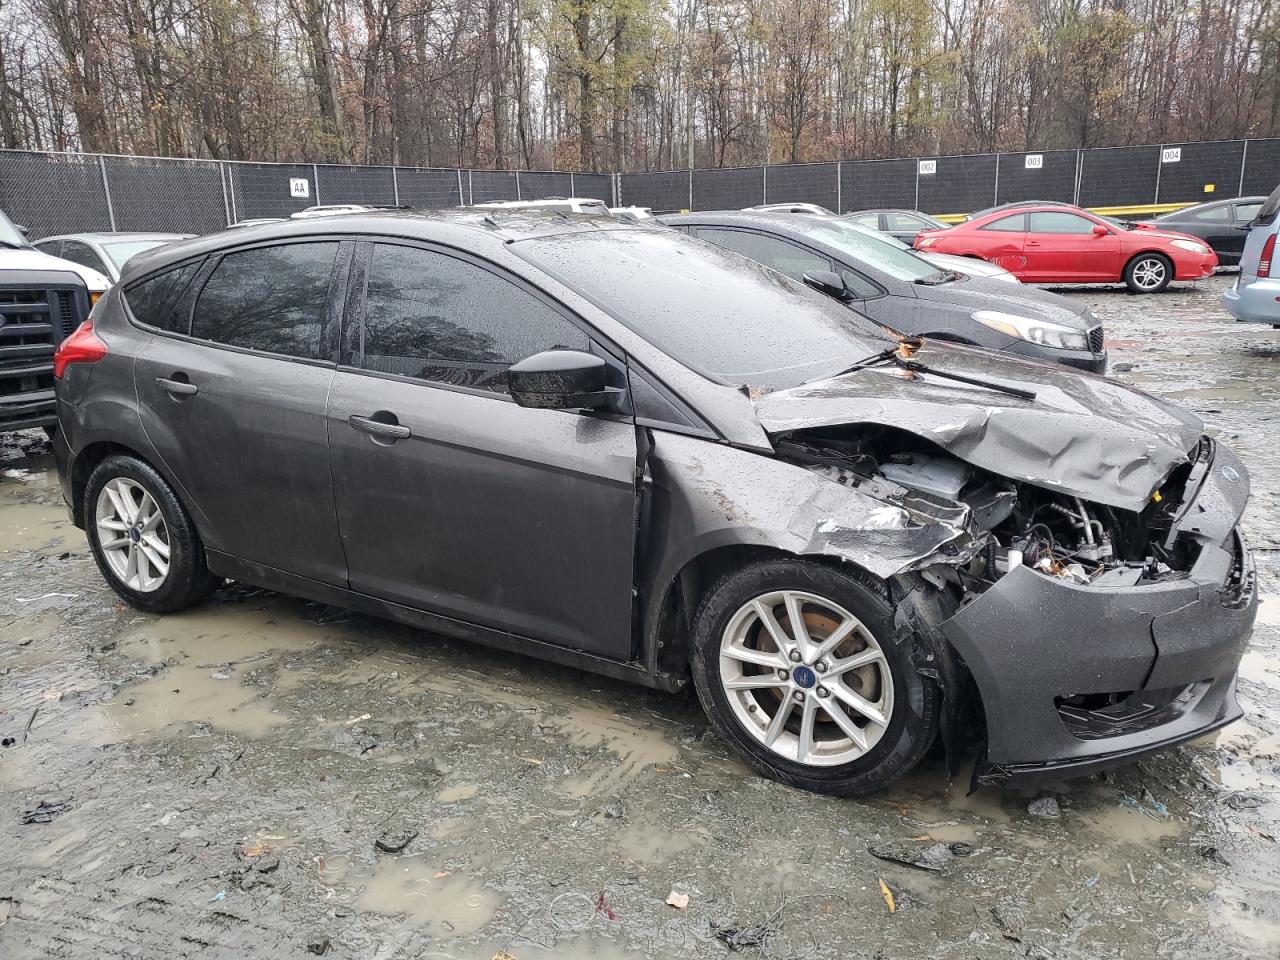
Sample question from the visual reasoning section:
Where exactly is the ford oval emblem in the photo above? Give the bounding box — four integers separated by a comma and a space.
1222, 465, 1240, 483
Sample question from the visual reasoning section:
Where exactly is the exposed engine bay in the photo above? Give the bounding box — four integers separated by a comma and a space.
776, 426, 1205, 594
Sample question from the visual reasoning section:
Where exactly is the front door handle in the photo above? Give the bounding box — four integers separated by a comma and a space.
155, 376, 198, 396
1026, 240, 1041, 247
348, 414, 411, 441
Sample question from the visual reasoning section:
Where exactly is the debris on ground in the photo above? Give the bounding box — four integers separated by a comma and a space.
1198, 845, 1231, 866
949, 842, 973, 857
1227, 793, 1264, 811
878, 878, 897, 914
305, 935, 330, 955
1028, 794, 1061, 819
868, 840, 954, 871
20, 799, 71, 824
374, 827, 418, 853
594, 892, 618, 921
665, 889, 689, 909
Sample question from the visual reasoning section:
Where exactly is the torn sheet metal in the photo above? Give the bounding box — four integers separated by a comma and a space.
752, 341, 1204, 512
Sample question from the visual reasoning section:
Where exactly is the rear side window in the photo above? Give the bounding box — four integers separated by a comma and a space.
124, 260, 202, 333
1028, 212, 1096, 234
1189, 205, 1230, 223
980, 214, 1026, 232
696, 228, 831, 281
191, 242, 339, 359
1234, 202, 1262, 222
358, 242, 590, 394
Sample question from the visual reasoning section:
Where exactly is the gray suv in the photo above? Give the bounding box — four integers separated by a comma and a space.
52, 212, 1255, 794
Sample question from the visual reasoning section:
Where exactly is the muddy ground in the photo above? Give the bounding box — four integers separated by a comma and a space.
1, 274, 1278, 960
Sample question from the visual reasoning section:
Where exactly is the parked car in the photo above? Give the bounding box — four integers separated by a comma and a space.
1221, 184, 1280, 324
916, 205, 1217, 293
33, 232, 193, 283
291, 204, 407, 220
51, 211, 1255, 794
965, 200, 1135, 231
845, 208, 951, 246
470, 197, 611, 216
661, 211, 1104, 371
745, 202, 836, 216
0, 208, 106, 434
1135, 196, 1265, 266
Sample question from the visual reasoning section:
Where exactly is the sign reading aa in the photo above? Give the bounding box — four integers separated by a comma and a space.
918, 159, 937, 175
1024, 154, 1043, 169
289, 178, 311, 198
1162, 147, 1182, 164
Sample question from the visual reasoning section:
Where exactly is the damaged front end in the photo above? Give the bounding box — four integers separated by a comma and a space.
773, 424, 1257, 784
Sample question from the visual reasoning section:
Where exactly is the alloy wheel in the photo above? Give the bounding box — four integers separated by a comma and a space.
718, 590, 894, 767
1131, 257, 1167, 291
95, 477, 170, 592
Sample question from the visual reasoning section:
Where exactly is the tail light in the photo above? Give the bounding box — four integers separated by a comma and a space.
53, 317, 107, 379
1259, 234, 1276, 277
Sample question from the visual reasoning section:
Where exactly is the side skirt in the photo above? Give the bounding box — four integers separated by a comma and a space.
206, 550, 688, 693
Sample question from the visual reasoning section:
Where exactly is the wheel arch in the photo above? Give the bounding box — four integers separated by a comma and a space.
70, 440, 198, 533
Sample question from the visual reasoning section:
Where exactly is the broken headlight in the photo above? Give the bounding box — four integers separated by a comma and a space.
971, 310, 1088, 351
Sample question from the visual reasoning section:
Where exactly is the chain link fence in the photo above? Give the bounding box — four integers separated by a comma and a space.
0, 150, 618, 239
621, 138, 1280, 215
3, 139, 1278, 238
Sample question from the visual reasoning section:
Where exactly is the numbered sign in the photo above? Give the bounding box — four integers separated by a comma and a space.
289, 178, 311, 198
918, 159, 937, 175
1161, 147, 1181, 164
1024, 154, 1043, 169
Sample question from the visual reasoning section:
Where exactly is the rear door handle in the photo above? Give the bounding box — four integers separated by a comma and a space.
155, 376, 198, 396
348, 414, 411, 441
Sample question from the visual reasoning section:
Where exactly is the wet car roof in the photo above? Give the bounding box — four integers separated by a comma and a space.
119, 209, 647, 284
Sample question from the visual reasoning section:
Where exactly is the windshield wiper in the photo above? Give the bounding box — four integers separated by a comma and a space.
816, 338, 1037, 401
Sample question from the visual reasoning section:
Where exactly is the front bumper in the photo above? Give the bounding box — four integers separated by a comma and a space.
941, 441, 1256, 783
1173, 252, 1218, 281
1221, 276, 1280, 323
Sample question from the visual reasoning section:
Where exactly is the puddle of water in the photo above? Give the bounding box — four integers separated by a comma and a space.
1075, 801, 1186, 843
549, 702, 681, 799
430, 817, 473, 840
437, 782, 478, 803
356, 857, 501, 935
0, 498, 71, 557
95, 602, 323, 741
607, 821, 709, 866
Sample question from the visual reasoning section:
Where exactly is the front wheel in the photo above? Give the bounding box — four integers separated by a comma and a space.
85, 454, 221, 613
1124, 252, 1173, 293
689, 559, 940, 795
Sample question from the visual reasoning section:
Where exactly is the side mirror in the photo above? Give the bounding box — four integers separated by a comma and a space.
15, 224, 29, 237
1091, 224, 1109, 237
802, 269, 850, 301
508, 349, 623, 411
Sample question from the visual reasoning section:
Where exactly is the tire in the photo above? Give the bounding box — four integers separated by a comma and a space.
689, 559, 940, 795
84, 454, 221, 613
1123, 252, 1173, 294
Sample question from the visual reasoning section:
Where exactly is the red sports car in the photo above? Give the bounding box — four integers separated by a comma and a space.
914, 204, 1217, 293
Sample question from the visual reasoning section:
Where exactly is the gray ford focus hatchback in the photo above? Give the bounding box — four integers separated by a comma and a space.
52, 211, 1255, 794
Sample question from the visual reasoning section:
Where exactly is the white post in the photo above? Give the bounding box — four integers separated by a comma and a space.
99, 156, 117, 231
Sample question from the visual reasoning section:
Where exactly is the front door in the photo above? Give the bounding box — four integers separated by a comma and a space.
327, 241, 638, 659
1022, 211, 1119, 281
133, 239, 348, 585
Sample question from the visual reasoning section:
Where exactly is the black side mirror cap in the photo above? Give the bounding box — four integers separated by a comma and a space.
802, 269, 850, 301
508, 349, 623, 411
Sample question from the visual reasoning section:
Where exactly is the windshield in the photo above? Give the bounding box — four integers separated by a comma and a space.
102, 239, 173, 269
513, 227, 890, 391
0, 209, 29, 247
789, 218, 939, 281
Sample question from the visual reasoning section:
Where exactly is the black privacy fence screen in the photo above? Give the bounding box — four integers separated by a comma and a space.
3, 138, 1279, 239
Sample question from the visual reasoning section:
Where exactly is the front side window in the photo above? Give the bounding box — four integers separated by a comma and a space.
980, 214, 1026, 232
1028, 211, 1098, 234
103, 239, 173, 269
358, 243, 590, 394
124, 260, 202, 333
696, 228, 831, 281
60, 241, 109, 275
191, 241, 339, 359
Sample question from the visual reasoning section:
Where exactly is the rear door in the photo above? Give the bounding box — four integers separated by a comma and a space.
1225, 201, 1264, 263
132, 239, 349, 585
1023, 210, 1119, 281
326, 240, 639, 659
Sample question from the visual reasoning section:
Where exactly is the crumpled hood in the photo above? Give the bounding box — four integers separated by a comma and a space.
754, 341, 1203, 511
911, 275, 1092, 327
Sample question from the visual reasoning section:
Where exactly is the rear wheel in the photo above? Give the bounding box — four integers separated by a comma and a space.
689, 559, 940, 795
1124, 252, 1172, 293
85, 454, 221, 613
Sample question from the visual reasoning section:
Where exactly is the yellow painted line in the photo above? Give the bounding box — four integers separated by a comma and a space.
931, 201, 1196, 224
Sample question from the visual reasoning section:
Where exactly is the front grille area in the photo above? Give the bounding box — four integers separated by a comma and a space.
1056, 682, 1206, 740
1088, 325, 1105, 353
0, 282, 88, 428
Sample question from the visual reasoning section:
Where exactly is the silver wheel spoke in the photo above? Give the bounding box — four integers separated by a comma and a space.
763, 697, 792, 746
783, 592, 814, 660
751, 599, 792, 657
101, 536, 131, 552
723, 675, 789, 691
818, 699, 868, 750
95, 477, 170, 594
824, 647, 884, 678
810, 616, 858, 663
138, 541, 169, 579
830, 683, 888, 727
796, 696, 817, 764
723, 644, 786, 669
99, 517, 130, 532
105, 484, 135, 524
142, 532, 170, 559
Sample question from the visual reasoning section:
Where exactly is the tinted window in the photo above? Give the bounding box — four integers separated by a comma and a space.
786, 218, 938, 281
1187, 205, 1230, 223
885, 212, 927, 231
980, 214, 1026, 232
60, 241, 109, 274
124, 261, 202, 333
192, 242, 338, 358
34, 240, 61, 257
513, 228, 888, 390
1028, 211, 1098, 234
839, 269, 882, 299
1234, 202, 1262, 222
696, 228, 830, 281
359, 243, 589, 394
849, 213, 880, 228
